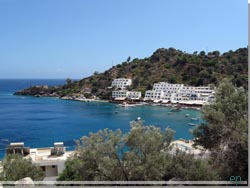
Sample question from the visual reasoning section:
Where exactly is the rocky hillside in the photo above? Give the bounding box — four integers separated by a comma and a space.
14, 47, 248, 99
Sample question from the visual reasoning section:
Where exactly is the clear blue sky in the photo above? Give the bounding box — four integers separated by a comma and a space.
0, 0, 247, 79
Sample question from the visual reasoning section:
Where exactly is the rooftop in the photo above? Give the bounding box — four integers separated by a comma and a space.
169, 140, 210, 159
24, 147, 74, 163
6, 142, 75, 164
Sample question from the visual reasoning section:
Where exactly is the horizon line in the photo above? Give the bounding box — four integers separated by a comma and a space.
0, 78, 81, 80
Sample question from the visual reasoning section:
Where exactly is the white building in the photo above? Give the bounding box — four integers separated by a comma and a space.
144, 90, 165, 101
126, 91, 142, 100
112, 90, 128, 100
145, 82, 184, 101
111, 78, 132, 90
112, 90, 141, 100
144, 82, 215, 105
153, 82, 184, 94
6, 142, 74, 180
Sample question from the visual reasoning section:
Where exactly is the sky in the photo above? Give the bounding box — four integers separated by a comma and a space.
0, 0, 247, 79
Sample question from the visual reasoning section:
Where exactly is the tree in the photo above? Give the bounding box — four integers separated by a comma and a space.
164, 150, 219, 181
192, 78, 248, 180
0, 154, 45, 181
58, 120, 224, 182
199, 51, 206, 56
123, 121, 175, 180
58, 128, 131, 181
127, 56, 131, 63
66, 78, 72, 85
58, 121, 175, 181
93, 71, 99, 75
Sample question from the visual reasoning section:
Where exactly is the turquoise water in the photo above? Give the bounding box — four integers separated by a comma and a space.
0, 79, 202, 159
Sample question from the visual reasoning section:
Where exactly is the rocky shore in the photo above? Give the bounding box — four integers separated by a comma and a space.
14, 85, 59, 97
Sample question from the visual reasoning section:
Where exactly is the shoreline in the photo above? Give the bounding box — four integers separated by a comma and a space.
13, 93, 202, 111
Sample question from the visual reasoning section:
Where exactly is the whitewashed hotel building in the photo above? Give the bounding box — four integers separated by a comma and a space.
112, 90, 141, 100
144, 82, 215, 105
111, 78, 132, 90
111, 78, 141, 100
126, 91, 142, 100
145, 82, 184, 102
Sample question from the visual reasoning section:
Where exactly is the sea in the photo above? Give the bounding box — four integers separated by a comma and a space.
0, 79, 202, 159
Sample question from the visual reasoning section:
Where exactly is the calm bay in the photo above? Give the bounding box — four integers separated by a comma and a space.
0, 79, 202, 158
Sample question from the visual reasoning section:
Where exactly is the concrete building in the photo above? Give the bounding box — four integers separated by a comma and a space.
126, 91, 142, 100
111, 78, 132, 90
112, 90, 128, 100
6, 142, 74, 180
144, 82, 215, 105
169, 139, 210, 159
112, 90, 141, 100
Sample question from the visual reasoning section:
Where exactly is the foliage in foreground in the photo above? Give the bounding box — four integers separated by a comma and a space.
193, 78, 248, 180
58, 121, 218, 181
0, 154, 45, 181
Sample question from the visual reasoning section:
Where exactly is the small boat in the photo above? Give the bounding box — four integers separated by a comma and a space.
190, 117, 199, 121
168, 112, 173, 115
170, 107, 181, 112
136, 117, 141, 121
118, 102, 136, 107
187, 123, 198, 126
185, 114, 190, 117
115, 111, 118, 114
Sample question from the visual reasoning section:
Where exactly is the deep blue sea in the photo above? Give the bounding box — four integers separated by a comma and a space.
0, 79, 202, 159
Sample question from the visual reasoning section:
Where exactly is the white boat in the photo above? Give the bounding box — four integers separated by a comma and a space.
190, 117, 199, 121
136, 117, 141, 121
170, 107, 181, 112
185, 114, 190, 117
187, 123, 198, 126
118, 102, 136, 107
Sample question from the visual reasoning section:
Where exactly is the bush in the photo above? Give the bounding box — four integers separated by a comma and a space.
0, 154, 45, 181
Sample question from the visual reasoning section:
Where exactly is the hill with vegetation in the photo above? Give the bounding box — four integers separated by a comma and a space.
14, 47, 248, 99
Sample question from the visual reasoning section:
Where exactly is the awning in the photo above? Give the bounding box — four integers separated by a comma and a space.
179, 100, 206, 105
162, 100, 169, 104
153, 100, 161, 103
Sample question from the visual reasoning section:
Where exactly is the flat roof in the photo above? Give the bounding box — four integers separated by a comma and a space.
10, 142, 24, 147
54, 142, 64, 146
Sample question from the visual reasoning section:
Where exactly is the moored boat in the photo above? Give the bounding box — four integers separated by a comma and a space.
118, 102, 136, 107
170, 106, 181, 112
187, 123, 198, 126
190, 117, 199, 121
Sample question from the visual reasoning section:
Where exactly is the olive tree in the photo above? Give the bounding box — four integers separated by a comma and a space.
58, 121, 175, 181
192, 78, 248, 180
0, 154, 45, 181
58, 120, 222, 182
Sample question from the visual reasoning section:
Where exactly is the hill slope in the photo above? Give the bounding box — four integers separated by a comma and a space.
14, 47, 248, 99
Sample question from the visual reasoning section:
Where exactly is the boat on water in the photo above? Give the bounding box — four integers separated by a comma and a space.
136, 117, 141, 121
185, 114, 190, 117
170, 104, 182, 112
118, 102, 136, 107
190, 117, 199, 121
187, 123, 198, 126
170, 107, 181, 112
